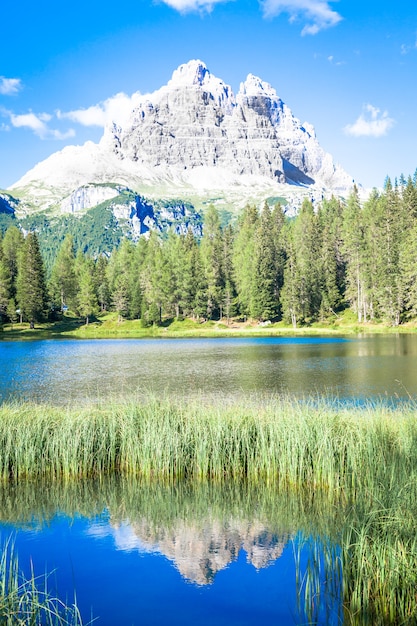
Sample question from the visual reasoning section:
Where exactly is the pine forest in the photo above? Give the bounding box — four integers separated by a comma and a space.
2, 175, 417, 329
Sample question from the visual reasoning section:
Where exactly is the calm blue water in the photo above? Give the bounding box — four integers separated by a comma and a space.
1, 334, 417, 404
1, 502, 341, 626
1, 333, 415, 624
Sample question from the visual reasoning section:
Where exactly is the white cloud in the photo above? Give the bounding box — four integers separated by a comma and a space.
261, 0, 342, 35
0, 122, 10, 132
344, 104, 395, 138
9, 111, 75, 140
1, 90, 143, 142
161, 0, 230, 13
0, 77, 22, 96
58, 91, 143, 128
159, 0, 342, 33
159, 0, 229, 11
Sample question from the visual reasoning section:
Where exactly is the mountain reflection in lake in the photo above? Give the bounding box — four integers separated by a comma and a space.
87, 515, 288, 586
0, 479, 343, 626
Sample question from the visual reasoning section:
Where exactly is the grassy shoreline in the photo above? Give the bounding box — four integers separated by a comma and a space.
0, 396, 415, 486
2, 310, 417, 340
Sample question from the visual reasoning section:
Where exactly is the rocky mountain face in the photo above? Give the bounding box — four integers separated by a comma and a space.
108, 61, 350, 190
8, 60, 356, 233
60, 183, 202, 238
0, 193, 18, 216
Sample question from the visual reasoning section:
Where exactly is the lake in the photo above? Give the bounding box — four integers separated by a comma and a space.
1, 333, 417, 404
0, 479, 343, 626
0, 333, 416, 624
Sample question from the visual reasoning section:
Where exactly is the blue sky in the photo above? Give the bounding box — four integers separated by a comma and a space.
1, 0, 416, 190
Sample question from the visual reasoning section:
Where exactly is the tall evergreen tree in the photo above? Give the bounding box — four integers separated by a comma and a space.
281, 200, 321, 325
251, 202, 279, 320
221, 224, 237, 323
163, 230, 185, 319
106, 239, 135, 319
16, 232, 48, 324
342, 187, 368, 322
94, 255, 110, 313
128, 237, 148, 320
280, 221, 300, 328
178, 229, 206, 319
48, 234, 77, 312
77, 257, 98, 325
400, 220, 417, 319
2, 225, 24, 299
363, 181, 405, 325
317, 196, 345, 318
140, 232, 168, 325
0, 240, 11, 320
233, 205, 259, 318
200, 205, 224, 319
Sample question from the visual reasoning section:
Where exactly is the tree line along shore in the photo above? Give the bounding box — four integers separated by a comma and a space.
1, 175, 417, 332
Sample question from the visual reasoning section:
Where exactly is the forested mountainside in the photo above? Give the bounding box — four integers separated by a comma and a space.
1, 174, 417, 328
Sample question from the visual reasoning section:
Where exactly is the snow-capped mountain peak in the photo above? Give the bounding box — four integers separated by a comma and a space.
10, 60, 355, 215
239, 73, 278, 99
168, 59, 211, 87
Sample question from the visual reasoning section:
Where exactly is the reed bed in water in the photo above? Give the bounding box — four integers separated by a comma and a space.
0, 397, 416, 492
0, 395, 416, 625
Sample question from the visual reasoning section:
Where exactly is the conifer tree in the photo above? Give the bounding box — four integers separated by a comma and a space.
400, 221, 417, 319
401, 175, 417, 220
200, 205, 224, 319
251, 202, 279, 320
0, 242, 11, 320
1, 225, 24, 299
106, 239, 135, 319
317, 197, 345, 318
282, 200, 322, 324
128, 237, 148, 320
221, 224, 237, 323
77, 257, 98, 325
342, 187, 368, 322
280, 221, 300, 328
95, 255, 110, 313
178, 229, 205, 319
49, 234, 77, 312
363, 180, 405, 325
140, 232, 168, 325
16, 232, 48, 324
233, 205, 259, 318
163, 230, 185, 319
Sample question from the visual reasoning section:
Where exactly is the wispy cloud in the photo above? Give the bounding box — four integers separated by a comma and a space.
8, 111, 75, 140
159, 0, 229, 12
58, 91, 143, 128
400, 32, 417, 55
327, 54, 344, 66
0, 77, 22, 96
344, 104, 395, 138
160, 0, 342, 33
261, 0, 342, 35
1, 90, 143, 141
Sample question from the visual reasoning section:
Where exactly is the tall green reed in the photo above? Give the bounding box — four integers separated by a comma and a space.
0, 397, 416, 494
0, 539, 84, 625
